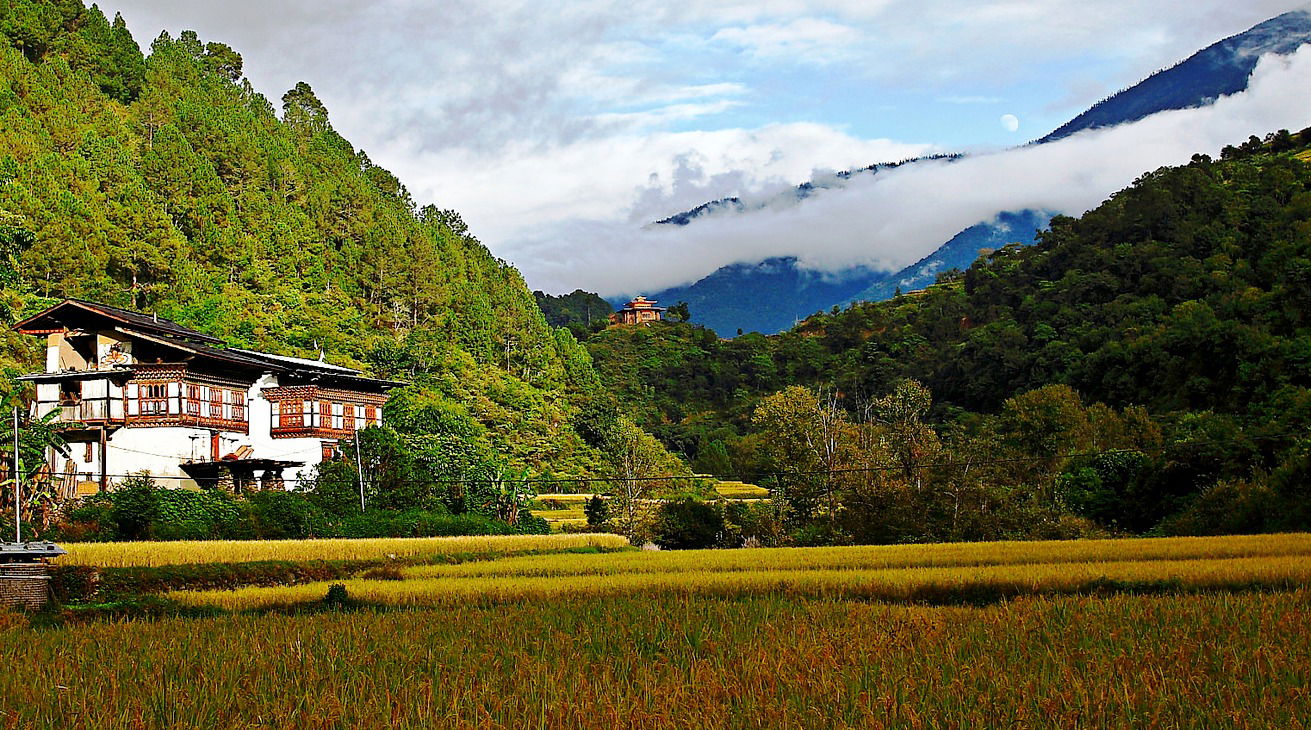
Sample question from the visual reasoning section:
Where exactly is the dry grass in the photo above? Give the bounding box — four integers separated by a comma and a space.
61, 533, 630, 568
2, 591, 1307, 728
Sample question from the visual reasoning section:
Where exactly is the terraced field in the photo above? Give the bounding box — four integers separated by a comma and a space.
171, 533, 1311, 610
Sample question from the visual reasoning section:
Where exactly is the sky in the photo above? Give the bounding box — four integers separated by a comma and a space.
98, 0, 1311, 295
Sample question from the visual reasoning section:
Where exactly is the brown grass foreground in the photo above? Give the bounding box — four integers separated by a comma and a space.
1, 591, 1307, 729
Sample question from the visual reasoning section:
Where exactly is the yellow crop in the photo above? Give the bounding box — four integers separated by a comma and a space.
3, 591, 1307, 728
61, 533, 629, 568
171, 533, 1311, 611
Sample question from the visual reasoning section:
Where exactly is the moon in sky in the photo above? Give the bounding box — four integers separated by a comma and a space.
1000, 114, 1020, 132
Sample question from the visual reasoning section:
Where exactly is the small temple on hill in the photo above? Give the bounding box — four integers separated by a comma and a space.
609, 296, 665, 326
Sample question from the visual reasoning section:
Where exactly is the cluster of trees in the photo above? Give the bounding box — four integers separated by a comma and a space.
584, 131, 1311, 540
0, 0, 687, 510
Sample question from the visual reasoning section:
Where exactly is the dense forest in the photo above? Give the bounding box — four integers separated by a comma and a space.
586, 132, 1311, 541
0, 0, 691, 538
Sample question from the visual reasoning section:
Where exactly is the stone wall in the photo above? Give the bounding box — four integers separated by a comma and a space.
0, 563, 51, 610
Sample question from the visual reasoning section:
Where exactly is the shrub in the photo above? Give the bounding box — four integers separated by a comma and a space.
584, 495, 609, 527
655, 498, 724, 550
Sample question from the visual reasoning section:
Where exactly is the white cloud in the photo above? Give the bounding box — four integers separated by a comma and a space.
710, 17, 863, 62
375, 123, 933, 247
514, 48, 1311, 296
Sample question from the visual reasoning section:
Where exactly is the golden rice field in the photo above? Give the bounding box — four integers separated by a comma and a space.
2, 591, 1307, 728
61, 533, 630, 568
533, 493, 594, 503
713, 481, 770, 499
171, 533, 1311, 611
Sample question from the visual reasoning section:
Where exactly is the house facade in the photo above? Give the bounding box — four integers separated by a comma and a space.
609, 296, 665, 325
14, 300, 404, 496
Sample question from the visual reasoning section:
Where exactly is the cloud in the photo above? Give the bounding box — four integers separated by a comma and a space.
512, 48, 1311, 296
374, 123, 933, 247
710, 17, 863, 62
94, 0, 1311, 296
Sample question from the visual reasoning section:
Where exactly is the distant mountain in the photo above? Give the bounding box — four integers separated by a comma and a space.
841, 210, 1053, 307
655, 154, 963, 227
617, 9, 1311, 338
1037, 9, 1311, 143
626, 258, 884, 337
640, 210, 1051, 337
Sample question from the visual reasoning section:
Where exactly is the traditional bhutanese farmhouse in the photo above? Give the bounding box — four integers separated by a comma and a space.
609, 296, 665, 326
14, 299, 404, 495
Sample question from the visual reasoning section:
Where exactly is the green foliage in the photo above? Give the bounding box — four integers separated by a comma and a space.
534, 289, 612, 339
654, 497, 724, 550
584, 494, 608, 526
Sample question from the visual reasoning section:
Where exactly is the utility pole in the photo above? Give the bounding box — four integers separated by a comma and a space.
354, 433, 366, 513
12, 407, 20, 544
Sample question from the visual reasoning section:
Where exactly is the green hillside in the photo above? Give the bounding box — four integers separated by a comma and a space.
0, 0, 681, 484
588, 131, 1311, 538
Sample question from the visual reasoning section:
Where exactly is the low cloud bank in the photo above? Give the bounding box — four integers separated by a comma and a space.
515, 48, 1311, 297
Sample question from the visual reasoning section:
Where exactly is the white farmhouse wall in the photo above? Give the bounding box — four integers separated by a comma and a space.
246, 373, 326, 486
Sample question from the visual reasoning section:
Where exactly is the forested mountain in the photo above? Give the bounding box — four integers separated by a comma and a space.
619, 9, 1311, 338
1038, 9, 1311, 143
641, 210, 1052, 336
588, 132, 1311, 538
534, 289, 612, 339
0, 0, 681, 484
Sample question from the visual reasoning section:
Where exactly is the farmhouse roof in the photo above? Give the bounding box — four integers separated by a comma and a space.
12, 299, 406, 389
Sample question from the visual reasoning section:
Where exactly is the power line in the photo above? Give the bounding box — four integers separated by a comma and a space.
39, 430, 1308, 488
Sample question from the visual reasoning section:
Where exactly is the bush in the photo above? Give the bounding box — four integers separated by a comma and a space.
654, 498, 724, 550
584, 495, 608, 526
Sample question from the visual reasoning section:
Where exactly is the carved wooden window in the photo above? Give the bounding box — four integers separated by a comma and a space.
186, 385, 202, 417
229, 390, 246, 422
208, 387, 224, 419
139, 383, 169, 415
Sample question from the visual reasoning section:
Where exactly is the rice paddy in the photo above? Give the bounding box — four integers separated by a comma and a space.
14, 533, 1308, 728
60, 533, 630, 568
713, 481, 770, 499
2, 591, 1307, 728
169, 533, 1311, 610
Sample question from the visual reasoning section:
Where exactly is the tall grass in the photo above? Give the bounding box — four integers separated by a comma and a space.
61, 533, 630, 568
2, 592, 1306, 728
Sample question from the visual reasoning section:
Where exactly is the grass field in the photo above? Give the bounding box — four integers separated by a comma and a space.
171, 533, 1311, 610
61, 533, 629, 567
2, 591, 1306, 728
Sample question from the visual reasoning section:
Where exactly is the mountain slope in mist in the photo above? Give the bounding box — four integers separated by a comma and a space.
627, 9, 1311, 338
1038, 8, 1311, 143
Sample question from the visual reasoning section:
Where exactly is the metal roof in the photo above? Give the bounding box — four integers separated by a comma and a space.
0, 542, 68, 560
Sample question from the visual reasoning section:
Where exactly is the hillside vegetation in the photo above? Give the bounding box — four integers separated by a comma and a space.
0, 1, 685, 507
587, 131, 1311, 539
